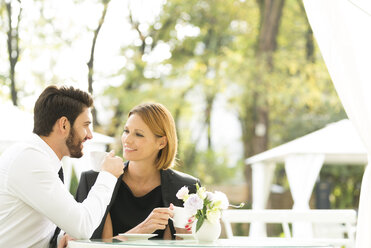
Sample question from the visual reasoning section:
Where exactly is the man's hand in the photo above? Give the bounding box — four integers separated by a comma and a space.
101, 150, 124, 178
57, 234, 75, 248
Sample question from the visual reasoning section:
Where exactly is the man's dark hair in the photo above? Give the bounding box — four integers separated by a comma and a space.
33, 85, 93, 136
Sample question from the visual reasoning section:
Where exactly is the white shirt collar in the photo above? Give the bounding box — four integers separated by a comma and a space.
30, 133, 63, 172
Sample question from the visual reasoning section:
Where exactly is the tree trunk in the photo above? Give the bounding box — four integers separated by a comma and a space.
239, 104, 255, 205
299, 1, 315, 62
253, 0, 284, 151
87, 0, 109, 128
174, 83, 196, 159
305, 27, 314, 62
243, 0, 285, 205
6, 1, 22, 106
257, 0, 285, 65
205, 93, 215, 150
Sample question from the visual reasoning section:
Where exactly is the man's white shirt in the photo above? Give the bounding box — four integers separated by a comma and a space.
0, 134, 117, 248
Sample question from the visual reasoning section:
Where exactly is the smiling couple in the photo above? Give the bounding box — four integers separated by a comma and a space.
0, 85, 199, 248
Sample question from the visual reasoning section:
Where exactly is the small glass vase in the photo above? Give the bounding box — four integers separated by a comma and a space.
192, 219, 221, 242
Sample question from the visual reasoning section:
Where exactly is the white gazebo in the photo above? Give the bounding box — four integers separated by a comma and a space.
0, 103, 115, 187
245, 119, 367, 237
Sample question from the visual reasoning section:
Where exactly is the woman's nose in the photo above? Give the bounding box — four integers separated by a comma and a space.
122, 134, 132, 144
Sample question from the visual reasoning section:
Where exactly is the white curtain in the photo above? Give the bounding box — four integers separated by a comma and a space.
249, 162, 276, 237
285, 154, 325, 237
303, 1, 371, 247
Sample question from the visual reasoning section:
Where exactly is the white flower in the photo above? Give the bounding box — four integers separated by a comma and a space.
184, 194, 204, 215
176, 186, 189, 201
206, 191, 215, 202
176, 184, 230, 232
197, 186, 207, 199
206, 208, 221, 223
213, 191, 229, 210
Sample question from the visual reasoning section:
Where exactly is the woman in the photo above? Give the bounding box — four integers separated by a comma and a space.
76, 103, 200, 239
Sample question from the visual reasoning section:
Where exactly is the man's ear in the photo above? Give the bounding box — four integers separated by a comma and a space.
57, 116, 70, 136
159, 136, 168, 150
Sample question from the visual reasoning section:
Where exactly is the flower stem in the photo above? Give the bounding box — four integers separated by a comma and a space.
228, 203, 245, 208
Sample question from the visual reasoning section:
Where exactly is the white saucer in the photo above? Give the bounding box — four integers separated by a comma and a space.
174, 234, 195, 240
118, 233, 158, 240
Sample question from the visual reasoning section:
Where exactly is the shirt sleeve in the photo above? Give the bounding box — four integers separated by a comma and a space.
7, 148, 117, 239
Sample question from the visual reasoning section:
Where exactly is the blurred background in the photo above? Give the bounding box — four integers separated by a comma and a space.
0, 0, 363, 233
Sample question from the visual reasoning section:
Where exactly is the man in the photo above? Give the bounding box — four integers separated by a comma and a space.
0, 85, 124, 248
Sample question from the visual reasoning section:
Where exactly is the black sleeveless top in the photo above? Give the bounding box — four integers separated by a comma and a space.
110, 180, 165, 239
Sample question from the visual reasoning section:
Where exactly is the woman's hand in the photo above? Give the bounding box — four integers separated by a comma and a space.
174, 216, 194, 239
130, 207, 173, 234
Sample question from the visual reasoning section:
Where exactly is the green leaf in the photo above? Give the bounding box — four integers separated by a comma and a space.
195, 183, 200, 191
204, 197, 212, 206
202, 204, 207, 215
195, 210, 202, 219
196, 215, 205, 232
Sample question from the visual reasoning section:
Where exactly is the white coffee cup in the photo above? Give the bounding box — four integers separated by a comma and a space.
171, 206, 193, 228
90, 151, 108, 172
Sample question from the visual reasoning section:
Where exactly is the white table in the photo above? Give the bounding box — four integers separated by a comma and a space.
68, 238, 333, 248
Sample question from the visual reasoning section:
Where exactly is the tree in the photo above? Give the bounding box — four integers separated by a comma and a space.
241, 0, 285, 203
5, 0, 22, 106
103, 0, 345, 190
87, 0, 111, 127
224, 0, 345, 205
149, 0, 248, 176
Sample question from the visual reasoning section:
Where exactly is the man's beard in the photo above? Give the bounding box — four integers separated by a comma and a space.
66, 127, 84, 158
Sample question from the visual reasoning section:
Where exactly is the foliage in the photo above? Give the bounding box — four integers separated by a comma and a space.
69, 165, 79, 197
176, 148, 241, 185
320, 165, 364, 209
0, 0, 358, 210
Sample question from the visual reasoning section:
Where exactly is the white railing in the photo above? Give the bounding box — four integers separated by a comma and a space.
221, 209, 357, 248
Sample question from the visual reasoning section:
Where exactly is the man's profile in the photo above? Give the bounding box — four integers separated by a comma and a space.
0, 85, 124, 248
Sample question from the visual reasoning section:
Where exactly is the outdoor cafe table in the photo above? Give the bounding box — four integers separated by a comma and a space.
67, 238, 334, 248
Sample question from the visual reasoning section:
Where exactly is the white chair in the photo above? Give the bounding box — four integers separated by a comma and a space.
221, 209, 357, 248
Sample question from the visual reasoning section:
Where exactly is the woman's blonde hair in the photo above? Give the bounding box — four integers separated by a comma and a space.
128, 102, 177, 170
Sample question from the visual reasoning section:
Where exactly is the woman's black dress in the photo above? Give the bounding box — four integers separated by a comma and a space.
110, 180, 165, 239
